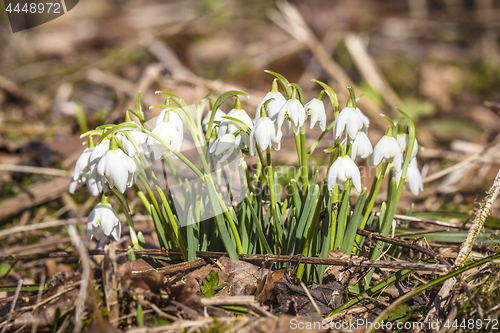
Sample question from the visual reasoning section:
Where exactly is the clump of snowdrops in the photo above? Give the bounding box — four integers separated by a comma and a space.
70, 71, 422, 281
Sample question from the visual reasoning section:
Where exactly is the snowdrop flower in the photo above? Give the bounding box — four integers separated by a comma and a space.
327, 154, 362, 192
97, 137, 137, 193
397, 133, 418, 160
277, 90, 306, 134
218, 98, 253, 145
86, 139, 110, 196
356, 108, 370, 132
155, 108, 184, 141
218, 100, 253, 134
350, 130, 373, 160
87, 197, 121, 242
372, 134, 403, 171
249, 117, 282, 155
305, 94, 327, 132
255, 79, 287, 121
202, 108, 226, 132
332, 107, 364, 141
395, 157, 423, 195
146, 121, 182, 160
209, 133, 241, 164
69, 141, 94, 194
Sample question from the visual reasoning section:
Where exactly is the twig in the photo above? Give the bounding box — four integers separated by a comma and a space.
30, 275, 46, 333
200, 296, 258, 307
0, 249, 448, 272
394, 228, 450, 237
67, 224, 90, 333
374, 211, 462, 229
356, 228, 450, 268
299, 280, 322, 317
0, 215, 152, 239
1, 279, 23, 333
0, 164, 71, 177
425, 168, 500, 324
132, 258, 208, 275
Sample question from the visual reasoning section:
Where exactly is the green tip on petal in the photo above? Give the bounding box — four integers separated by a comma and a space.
346, 86, 356, 108
124, 110, 132, 123
271, 79, 279, 93
101, 193, 109, 204
109, 136, 119, 150
316, 90, 325, 100
235, 97, 243, 110
338, 143, 346, 157
88, 135, 95, 149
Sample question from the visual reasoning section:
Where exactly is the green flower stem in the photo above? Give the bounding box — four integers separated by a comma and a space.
133, 184, 151, 215
294, 133, 302, 166
300, 125, 308, 190
354, 163, 388, 248
266, 148, 282, 248
133, 168, 180, 252
296, 182, 327, 280
110, 187, 139, 249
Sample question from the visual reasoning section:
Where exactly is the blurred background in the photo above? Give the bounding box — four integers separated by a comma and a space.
1, 0, 500, 254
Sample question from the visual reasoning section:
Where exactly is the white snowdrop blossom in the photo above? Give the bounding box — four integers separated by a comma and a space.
305, 98, 327, 131
202, 108, 226, 132
69, 147, 93, 194
118, 125, 149, 157
209, 133, 241, 164
87, 203, 121, 241
333, 107, 364, 140
356, 107, 370, 132
218, 108, 253, 135
277, 98, 306, 134
350, 130, 373, 160
395, 157, 423, 195
327, 155, 362, 192
255, 91, 287, 121
249, 117, 282, 156
97, 141, 137, 193
397, 133, 418, 160
155, 108, 184, 141
372, 135, 403, 171
86, 140, 110, 196
146, 121, 182, 160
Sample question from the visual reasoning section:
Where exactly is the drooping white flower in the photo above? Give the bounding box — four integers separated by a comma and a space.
218, 108, 253, 136
355, 107, 370, 132
87, 202, 121, 242
350, 130, 373, 160
96, 138, 137, 193
209, 133, 241, 164
277, 98, 306, 134
249, 117, 282, 155
372, 135, 403, 171
255, 91, 287, 121
305, 98, 327, 132
86, 140, 110, 196
202, 108, 226, 132
118, 124, 149, 157
155, 108, 184, 141
397, 133, 418, 159
218, 101, 253, 146
395, 157, 423, 195
69, 147, 93, 194
332, 107, 364, 140
327, 155, 362, 192
146, 121, 182, 160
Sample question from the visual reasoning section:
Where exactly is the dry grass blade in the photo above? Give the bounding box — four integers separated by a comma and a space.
299, 281, 322, 317
0, 164, 71, 177
67, 224, 90, 333
1, 279, 23, 333
425, 167, 500, 324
